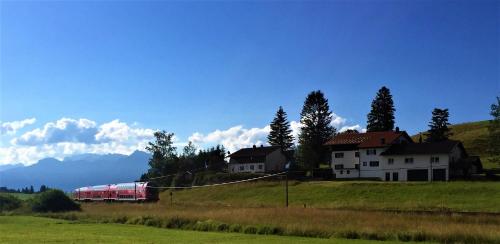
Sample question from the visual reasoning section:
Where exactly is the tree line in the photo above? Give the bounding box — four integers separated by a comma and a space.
267, 88, 500, 168
143, 87, 500, 181
0, 185, 50, 194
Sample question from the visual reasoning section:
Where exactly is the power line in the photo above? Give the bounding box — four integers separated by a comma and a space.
146, 172, 286, 189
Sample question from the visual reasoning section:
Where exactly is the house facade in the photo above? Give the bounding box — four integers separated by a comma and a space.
324, 130, 475, 181
228, 145, 288, 173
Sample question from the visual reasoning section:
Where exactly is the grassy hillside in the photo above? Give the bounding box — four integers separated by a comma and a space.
1, 216, 396, 244
412, 120, 498, 169
166, 180, 500, 212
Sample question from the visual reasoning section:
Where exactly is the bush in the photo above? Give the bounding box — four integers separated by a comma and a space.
0, 194, 22, 212
31, 189, 80, 212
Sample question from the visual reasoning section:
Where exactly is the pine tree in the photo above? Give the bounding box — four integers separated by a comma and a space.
488, 97, 500, 165
367, 86, 396, 132
425, 108, 452, 142
297, 90, 336, 170
267, 106, 294, 151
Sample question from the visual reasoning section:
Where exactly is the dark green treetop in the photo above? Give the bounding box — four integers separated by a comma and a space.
367, 86, 396, 132
267, 106, 294, 151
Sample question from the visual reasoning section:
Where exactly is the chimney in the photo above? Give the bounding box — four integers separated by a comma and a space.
395, 127, 400, 132
253, 145, 257, 149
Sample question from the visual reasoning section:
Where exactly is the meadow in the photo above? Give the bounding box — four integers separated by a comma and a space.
35, 180, 500, 243
1, 216, 411, 244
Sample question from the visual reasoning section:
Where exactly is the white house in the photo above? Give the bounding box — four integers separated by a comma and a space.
228, 145, 288, 173
324, 130, 413, 179
324, 130, 478, 181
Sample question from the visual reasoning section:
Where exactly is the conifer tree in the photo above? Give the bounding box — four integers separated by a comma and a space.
267, 106, 294, 151
488, 97, 500, 165
367, 86, 396, 131
297, 90, 336, 170
425, 108, 452, 142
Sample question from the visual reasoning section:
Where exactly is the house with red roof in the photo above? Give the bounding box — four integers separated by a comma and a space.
324, 128, 480, 181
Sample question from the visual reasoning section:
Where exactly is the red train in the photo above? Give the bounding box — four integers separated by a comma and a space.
73, 182, 159, 202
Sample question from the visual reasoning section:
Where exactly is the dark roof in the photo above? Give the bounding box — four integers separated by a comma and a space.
380, 140, 464, 156
324, 131, 412, 148
229, 146, 281, 158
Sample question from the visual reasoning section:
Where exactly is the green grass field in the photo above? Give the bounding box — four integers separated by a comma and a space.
0, 216, 414, 244
168, 180, 500, 212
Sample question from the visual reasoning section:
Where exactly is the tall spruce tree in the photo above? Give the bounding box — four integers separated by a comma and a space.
297, 90, 336, 170
425, 108, 452, 142
367, 86, 396, 131
267, 106, 294, 151
488, 97, 500, 164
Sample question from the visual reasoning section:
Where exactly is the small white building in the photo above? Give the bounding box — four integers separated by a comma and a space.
324, 130, 478, 181
228, 145, 288, 173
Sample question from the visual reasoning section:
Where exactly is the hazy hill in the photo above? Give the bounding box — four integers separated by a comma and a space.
412, 120, 497, 169
0, 151, 150, 191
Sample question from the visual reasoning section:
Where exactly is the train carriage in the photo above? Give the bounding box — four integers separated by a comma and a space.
73, 182, 158, 202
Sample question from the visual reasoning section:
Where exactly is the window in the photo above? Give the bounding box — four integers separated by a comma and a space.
340, 170, 343, 174
355, 164, 360, 169
388, 158, 394, 165
335, 153, 344, 158
250, 165, 254, 170
405, 158, 414, 164
355, 152, 360, 158
366, 149, 377, 155
347, 170, 350, 174
258, 164, 263, 170
363, 162, 367, 166
239, 166, 244, 171
369, 161, 379, 167
430, 157, 439, 163
334, 164, 344, 170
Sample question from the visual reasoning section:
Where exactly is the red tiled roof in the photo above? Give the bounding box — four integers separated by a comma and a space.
324, 131, 412, 148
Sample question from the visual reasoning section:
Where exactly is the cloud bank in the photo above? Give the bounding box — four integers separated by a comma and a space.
0, 113, 363, 165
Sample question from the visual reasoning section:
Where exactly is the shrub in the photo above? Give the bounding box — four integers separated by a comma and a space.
31, 189, 80, 212
228, 224, 242, 233
243, 226, 258, 234
0, 194, 22, 212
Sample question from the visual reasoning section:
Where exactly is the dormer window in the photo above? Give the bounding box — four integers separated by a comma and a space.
380, 138, 386, 144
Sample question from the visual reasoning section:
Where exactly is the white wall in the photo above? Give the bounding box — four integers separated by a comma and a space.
359, 147, 387, 178
330, 150, 360, 178
380, 154, 449, 181
230, 163, 266, 173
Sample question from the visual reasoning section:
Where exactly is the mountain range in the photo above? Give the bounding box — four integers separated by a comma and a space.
0, 151, 150, 192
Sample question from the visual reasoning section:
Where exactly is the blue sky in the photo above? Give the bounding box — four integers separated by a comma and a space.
0, 0, 498, 164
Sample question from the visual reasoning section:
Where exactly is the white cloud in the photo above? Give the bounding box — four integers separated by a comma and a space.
0, 112, 365, 165
95, 119, 155, 143
0, 118, 36, 135
189, 125, 271, 153
189, 113, 364, 153
2, 118, 156, 165
13, 118, 98, 146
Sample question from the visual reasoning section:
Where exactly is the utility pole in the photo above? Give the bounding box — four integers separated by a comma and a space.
170, 191, 173, 206
284, 161, 290, 208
